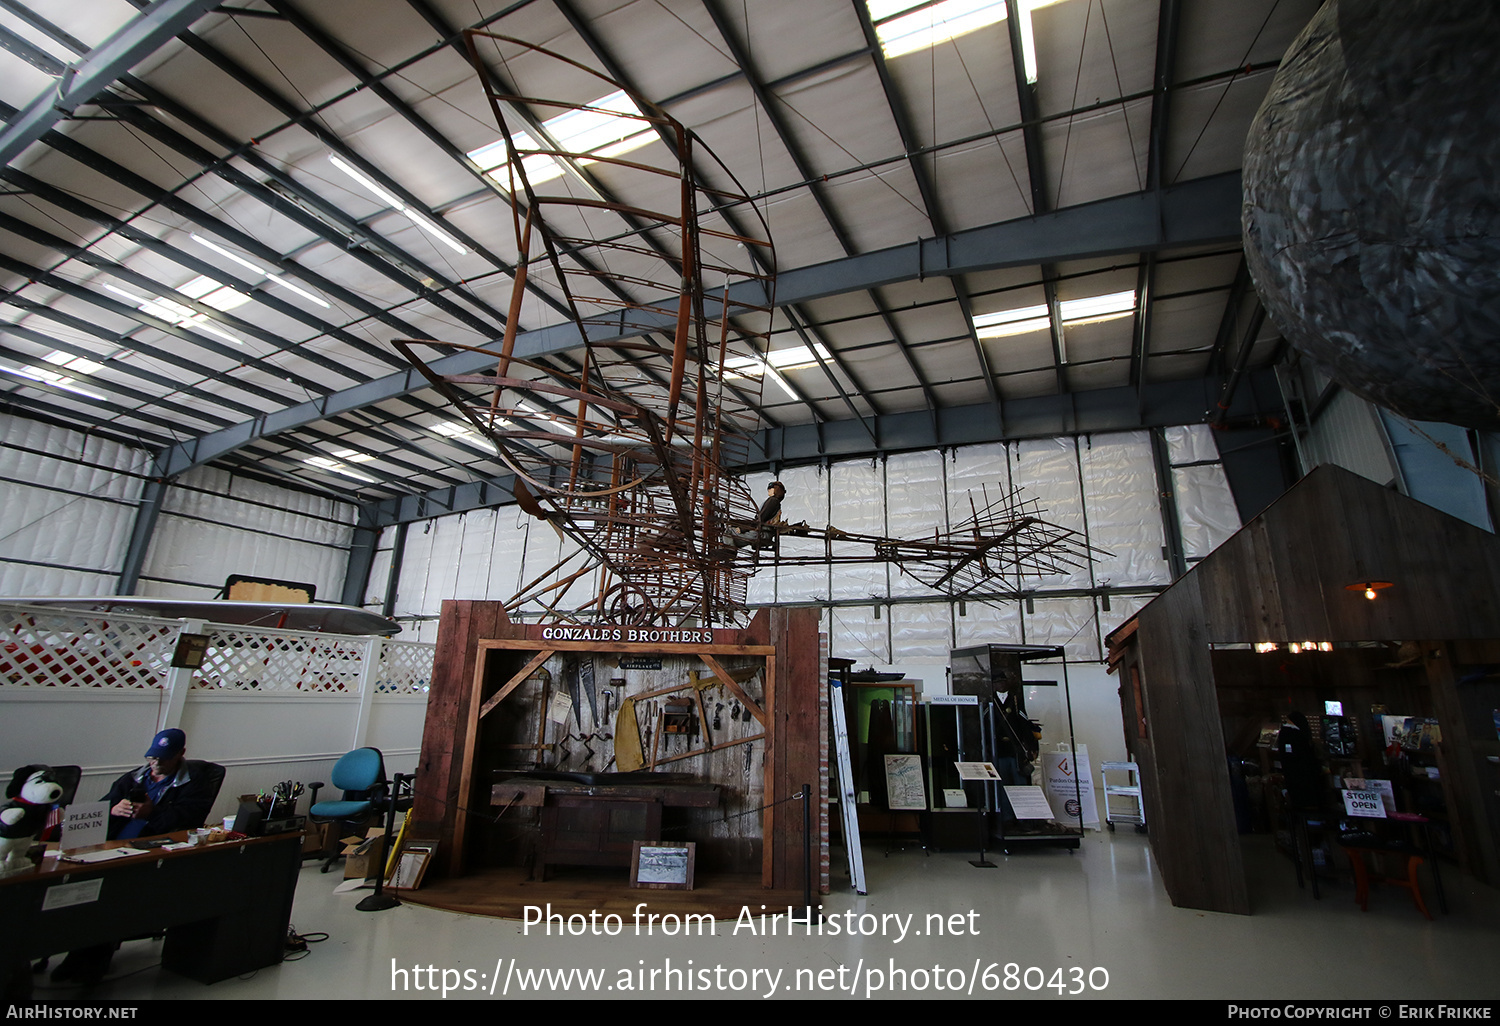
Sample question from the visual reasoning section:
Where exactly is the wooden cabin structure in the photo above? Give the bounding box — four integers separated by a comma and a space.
409, 601, 826, 895
1107, 465, 1500, 914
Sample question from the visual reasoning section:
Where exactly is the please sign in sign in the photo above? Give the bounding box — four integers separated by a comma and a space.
1342, 789, 1388, 818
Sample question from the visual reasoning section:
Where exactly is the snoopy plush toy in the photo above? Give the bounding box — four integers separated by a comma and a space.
1, 765, 81, 870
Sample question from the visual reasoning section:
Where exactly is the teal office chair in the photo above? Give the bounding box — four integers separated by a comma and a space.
307, 748, 388, 873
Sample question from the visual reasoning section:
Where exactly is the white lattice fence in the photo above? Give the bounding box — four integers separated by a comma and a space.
375, 640, 433, 694
0, 605, 175, 689
194, 626, 368, 692
0, 603, 434, 695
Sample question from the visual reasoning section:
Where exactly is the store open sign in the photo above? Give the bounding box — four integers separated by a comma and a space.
1342, 789, 1388, 818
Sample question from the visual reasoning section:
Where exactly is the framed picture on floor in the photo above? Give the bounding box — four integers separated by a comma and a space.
630, 841, 695, 890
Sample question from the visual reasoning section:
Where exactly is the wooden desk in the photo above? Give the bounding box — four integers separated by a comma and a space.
492, 776, 719, 879
0, 831, 301, 998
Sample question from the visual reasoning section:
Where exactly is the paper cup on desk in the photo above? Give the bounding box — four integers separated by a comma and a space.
223, 816, 236, 832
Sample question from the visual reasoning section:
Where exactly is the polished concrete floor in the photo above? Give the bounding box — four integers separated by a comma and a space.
31, 831, 1500, 1001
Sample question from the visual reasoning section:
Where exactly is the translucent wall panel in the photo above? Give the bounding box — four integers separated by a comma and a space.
886, 450, 947, 598
946, 443, 1015, 590
142, 465, 355, 600
1012, 438, 1090, 592
1174, 465, 1241, 560
1165, 424, 1220, 465
1079, 431, 1170, 587
1164, 424, 1241, 562
392, 520, 438, 619
0, 415, 147, 595
828, 459, 886, 599
772, 463, 831, 602
828, 603, 889, 664
1097, 592, 1155, 642
743, 471, 777, 607
450, 509, 498, 600
1024, 595, 1100, 662
953, 596, 1024, 649
488, 508, 531, 602
889, 601, 952, 660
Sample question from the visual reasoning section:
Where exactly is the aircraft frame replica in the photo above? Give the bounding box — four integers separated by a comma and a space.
396, 32, 1101, 629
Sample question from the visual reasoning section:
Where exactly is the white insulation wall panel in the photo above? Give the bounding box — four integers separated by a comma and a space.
1012, 438, 1091, 591
1024, 595, 1100, 662
886, 450, 947, 598
1174, 465, 1240, 560
363, 541, 394, 609
488, 508, 531, 602
771, 463, 831, 602
450, 509, 497, 600
889, 601, 952, 661
1079, 432, 1170, 587
828, 603, 890, 665
143, 466, 354, 599
743, 471, 777, 607
828, 459, 886, 599
0, 415, 148, 595
392, 520, 438, 619
1164, 424, 1242, 562
954, 597, 1025, 649
1165, 423, 1221, 466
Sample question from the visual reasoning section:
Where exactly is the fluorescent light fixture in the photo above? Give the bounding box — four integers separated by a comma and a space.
191, 234, 267, 276
328, 155, 468, 256
1016, 0, 1038, 82
468, 90, 654, 192
331, 448, 376, 463
262, 273, 329, 308
191, 234, 331, 308
328, 154, 403, 209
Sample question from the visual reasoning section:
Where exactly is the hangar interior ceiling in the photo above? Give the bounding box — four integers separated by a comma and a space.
0, 0, 1317, 521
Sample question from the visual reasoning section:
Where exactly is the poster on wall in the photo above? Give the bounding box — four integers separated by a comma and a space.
1042, 746, 1099, 829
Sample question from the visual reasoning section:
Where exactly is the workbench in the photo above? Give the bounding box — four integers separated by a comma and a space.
492, 772, 719, 879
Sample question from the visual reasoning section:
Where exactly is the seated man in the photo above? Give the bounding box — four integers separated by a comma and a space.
103, 728, 216, 840
50, 729, 218, 986
722, 481, 788, 553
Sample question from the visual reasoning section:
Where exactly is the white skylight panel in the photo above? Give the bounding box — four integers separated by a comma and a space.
1059, 290, 1136, 324
873, 0, 1010, 60
43, 351, 105, 375
468, 90, 654, 192
973, 302, 1051, 338
870, 0, 1061, 76
103, 283, 244, 345
177, 275, 251, 312
303, 455, 375, 483
1, 363, 106, 401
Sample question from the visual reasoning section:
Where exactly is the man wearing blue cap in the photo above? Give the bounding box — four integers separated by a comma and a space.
102, 728, 216, 840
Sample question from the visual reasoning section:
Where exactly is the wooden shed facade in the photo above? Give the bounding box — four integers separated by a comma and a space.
1109, 465, 1500, 914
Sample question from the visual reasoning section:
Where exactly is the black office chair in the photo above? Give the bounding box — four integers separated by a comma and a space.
307, 748, 388, 873
186, 761, 226, 826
